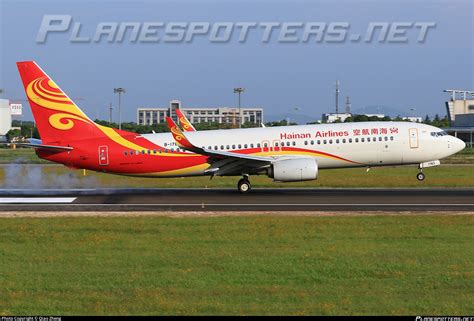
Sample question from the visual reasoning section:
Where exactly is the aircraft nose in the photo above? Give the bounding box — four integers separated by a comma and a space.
453, 137, 466, 153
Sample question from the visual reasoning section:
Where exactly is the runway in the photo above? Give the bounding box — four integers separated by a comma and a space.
0, 188, 473, 212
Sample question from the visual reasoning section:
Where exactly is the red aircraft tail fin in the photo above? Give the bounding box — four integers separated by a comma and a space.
175, 108, 196, 132
16, 61, 103, 144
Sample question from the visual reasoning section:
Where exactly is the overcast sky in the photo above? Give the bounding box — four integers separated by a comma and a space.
0, 0, 472, 122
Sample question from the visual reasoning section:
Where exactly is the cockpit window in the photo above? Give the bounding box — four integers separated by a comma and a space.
431, 131, 448, 137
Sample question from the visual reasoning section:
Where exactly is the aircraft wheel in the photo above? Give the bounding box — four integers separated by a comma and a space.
238, 178, 251, 194
416, 172, 425, 181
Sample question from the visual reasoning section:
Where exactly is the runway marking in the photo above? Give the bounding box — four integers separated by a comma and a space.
80, 203, 471, 206
0, 203, 472, 206
0, 197, 77, 204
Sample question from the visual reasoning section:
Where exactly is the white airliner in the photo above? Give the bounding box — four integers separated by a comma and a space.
16, 61, 466, 193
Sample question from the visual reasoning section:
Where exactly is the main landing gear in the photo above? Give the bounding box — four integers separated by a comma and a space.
237, 176, 251, 194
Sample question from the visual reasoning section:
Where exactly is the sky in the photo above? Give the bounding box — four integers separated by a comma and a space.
0, 0, 473, 123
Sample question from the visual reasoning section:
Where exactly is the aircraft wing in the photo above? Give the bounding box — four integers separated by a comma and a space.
165, 117, 273, 176
176, 108, 196, 132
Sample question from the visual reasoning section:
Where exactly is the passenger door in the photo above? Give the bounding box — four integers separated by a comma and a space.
409, 128, 419, 148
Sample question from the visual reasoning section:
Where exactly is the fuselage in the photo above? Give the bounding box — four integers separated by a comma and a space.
38, 121, 466, 178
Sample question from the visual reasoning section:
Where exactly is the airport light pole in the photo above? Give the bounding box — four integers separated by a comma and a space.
113, 87, 125, 130
109, 103, 114, 124
233, 87, 245, 128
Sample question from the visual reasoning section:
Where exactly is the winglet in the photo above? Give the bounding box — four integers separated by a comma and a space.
165, 117, 196, 150
176, 108, 196, 132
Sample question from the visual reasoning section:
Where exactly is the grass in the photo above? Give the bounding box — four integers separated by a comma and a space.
1, 148, 473, 188
1, 163, 473, 188
0, 148, 51, 164
0, 215, 473, 315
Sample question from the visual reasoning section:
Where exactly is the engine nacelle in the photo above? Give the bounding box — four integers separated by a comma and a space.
270, 158, 318, 182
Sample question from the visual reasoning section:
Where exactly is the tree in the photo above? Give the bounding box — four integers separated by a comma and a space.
265, 120, 297, 127
6, 129, 21, 142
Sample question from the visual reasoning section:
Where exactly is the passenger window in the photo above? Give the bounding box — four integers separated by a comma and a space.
226, 145, 230, 150
250, 144, 254, 148
342, 139, 346, 143
384, 136, 388, 141
286, 142, 290, 146
304, 141, 308, 145
147, 150, 151, 154
355, 138, 359, 143
379, 137, 382, 142
244, 144, 248, 148
311, 140, 314, 145
238, 144, 242, 149
257, 143, 261, 148
349, 138, 352, 143
361, 138, 365, 142
220, 145, 224, 150
390, 136, 394, 141
329, 140, 333, 144
124, 151, 128, 156
264, 143, 268, 147
336, 139, 339, 144
323, 140, 327, 144
367, 137, 371, 142
317, 140, 321, 145
292, 141, 296, 146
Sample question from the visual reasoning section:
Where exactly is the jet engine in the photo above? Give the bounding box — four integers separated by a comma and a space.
269, 158, 318, 182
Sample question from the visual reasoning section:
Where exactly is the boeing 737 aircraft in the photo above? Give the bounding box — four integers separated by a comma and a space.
16, 61, 465, 193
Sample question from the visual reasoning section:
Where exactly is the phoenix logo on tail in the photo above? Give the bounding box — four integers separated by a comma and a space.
175, 108, 196, 132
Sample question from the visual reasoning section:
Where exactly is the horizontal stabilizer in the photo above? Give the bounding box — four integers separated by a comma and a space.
1, 141, 73, 152
18, 143, 73, 151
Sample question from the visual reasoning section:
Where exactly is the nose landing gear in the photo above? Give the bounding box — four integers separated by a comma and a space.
416, 172, 425, 181
237, 176, 251, 193
417, 163, 426, 181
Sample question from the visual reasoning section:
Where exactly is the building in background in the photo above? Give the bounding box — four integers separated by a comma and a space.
9, 103, 23, 117
443, 89, 474, 147
0, 99, 12, 140
322, 113, 352, 123
137, 100, 263, 126
401, 116, 423, 123
322, 113, 388, 123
